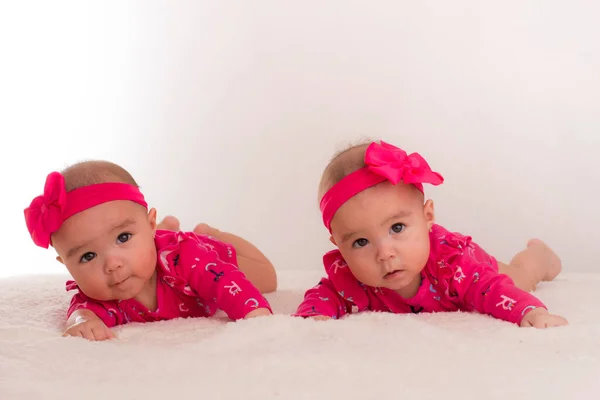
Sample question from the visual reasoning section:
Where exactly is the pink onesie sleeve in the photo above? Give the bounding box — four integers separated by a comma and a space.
66, 282, 126, 328
294, 278, 352, 319
193, 233, 236, 262
451, 263, 546, 325
179, 236, 272, 320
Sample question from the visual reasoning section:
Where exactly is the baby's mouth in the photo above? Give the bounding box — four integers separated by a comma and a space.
384, 269, 404, 279
111, 276, 131, 287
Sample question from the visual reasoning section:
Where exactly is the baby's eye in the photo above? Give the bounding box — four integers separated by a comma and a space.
117, 233, 132, 244
352, 238, 369, 248
80, 252, 96, 263
391, 223, 405, 234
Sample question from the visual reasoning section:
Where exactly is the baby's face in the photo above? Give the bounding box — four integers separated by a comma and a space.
330, 181, 435, 298
51, 201, 158, 302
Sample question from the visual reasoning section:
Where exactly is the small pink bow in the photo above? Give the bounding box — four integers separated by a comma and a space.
365, 141, 444, 187
24, 172, 67, 248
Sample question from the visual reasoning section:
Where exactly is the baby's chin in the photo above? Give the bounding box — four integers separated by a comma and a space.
382, 272, 422, 295
79, 287, 137, 302
110, 286, 145, 301
78, 289, 118, 302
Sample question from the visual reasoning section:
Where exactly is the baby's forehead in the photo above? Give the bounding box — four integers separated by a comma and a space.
333, 187, 420, 231
52, 201, 145, 244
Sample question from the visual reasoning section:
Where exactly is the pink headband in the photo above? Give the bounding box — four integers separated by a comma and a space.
320, 141, 444, 231
24, 171, 148, 248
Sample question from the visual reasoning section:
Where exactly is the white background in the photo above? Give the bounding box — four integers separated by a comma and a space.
1, 1, 598, 278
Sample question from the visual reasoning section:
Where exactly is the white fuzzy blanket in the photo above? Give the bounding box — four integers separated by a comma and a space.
1, 270, 599, 399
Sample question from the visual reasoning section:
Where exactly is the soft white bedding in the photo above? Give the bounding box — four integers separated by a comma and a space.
1, 270, 599, 399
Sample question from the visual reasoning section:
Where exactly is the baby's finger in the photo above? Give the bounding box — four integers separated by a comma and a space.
549, 316, 569, 327
81, 327, 97, 341
520, 319, 533, 328
91, 326, 109, 341
63, 328, 84, 338
532, 317, 548, 329
105, 328, 116, 339
96, 326, 116, 341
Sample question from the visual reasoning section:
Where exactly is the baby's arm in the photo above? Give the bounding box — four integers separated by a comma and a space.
63, 292, 121, 341
193, 224, 277, 293
294, 278, 351, 320
183, 239, 272, 320
458, 265, 567, 328
63, 309, 115, 341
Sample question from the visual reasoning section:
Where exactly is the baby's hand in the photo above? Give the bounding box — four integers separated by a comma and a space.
63, 316, 115, 341
311, 315, 332, 321
520, 308, 568, 328
244, 308, 272, 319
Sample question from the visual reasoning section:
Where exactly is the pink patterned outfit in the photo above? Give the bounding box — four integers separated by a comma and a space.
295, 224, 545, 325
66, 230, 271, 327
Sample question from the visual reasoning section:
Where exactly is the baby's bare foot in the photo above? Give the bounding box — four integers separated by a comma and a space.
157, 215, 180, 231
527, 239, 562, 281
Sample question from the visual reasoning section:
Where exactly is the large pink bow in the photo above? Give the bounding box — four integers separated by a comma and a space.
364, 141, 444, 187
24, 172, 67, 248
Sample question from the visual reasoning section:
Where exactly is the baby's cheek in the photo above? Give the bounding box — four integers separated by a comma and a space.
349, 262, 376, 284
415, 242, 431, 268
66, 265, 95, 290
145, 244, 158, 269
78, 279, 111, 301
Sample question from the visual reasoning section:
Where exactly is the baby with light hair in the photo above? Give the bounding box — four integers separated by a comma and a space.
24, 160, 276, 341
295, 140, 566, 328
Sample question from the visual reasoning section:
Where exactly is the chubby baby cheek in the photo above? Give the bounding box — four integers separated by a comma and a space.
349, 265, 377, 285
145, 246, 158, 269
79, 280, 112, 300
67, 268, 98, 291
413, 248, 430, 270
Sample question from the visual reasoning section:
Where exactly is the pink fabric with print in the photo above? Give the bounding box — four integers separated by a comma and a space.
66, 230, 271, 326
295, 224, 546, 325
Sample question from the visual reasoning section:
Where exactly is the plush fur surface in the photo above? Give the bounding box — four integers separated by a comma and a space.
1, 270, 598, 399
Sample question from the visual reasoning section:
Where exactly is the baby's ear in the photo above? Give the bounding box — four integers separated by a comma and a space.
423, 199, 435, 229
147, 208, 158, 232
